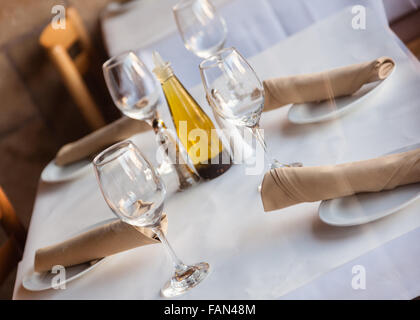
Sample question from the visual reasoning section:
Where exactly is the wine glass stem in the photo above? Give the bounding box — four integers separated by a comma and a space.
250, 124, 276, 167
152, 226, 188, 274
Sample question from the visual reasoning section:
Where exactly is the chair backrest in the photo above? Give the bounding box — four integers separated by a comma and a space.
0, 187, 26, 284
40, 7, 92, 74
39, 7, 106, 130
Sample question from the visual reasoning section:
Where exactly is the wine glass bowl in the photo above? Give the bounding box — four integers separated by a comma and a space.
200, 47, 302, 170
93, 141, 165, 228
200, 48, 264, 127
93, 141, 210, 297
103, 51, 160, 121
173, 0, 227, 58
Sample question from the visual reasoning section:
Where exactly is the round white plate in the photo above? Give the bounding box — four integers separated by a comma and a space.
41, 158, 92, 183
288, 66, 396, 124
319, 142, 420, 227
22, 218, 116, 291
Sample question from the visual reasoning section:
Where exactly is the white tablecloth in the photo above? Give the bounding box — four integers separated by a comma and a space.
13, 5, 420, 299
101, 0, 388, 88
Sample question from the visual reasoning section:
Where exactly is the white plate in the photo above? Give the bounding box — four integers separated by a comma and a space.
22, 218, 116, 291
287, 66, 396, 124
41, 158, 92, 183
319, 142, 420, 227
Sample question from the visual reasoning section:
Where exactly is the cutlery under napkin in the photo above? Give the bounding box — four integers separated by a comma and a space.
263, 57, 395, 111
260, 148, 420, 212
34, 214, 168, 273
55, 116, 150, 166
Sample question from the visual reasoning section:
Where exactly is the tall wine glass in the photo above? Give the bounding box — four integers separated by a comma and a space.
199, 47, 302, 170
173, 0, 227, 58
103, 51, 199, 190
93, 141, 210, 297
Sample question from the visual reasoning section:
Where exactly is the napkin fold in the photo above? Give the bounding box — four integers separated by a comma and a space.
34, 215, 168, 273
263, 57, 395, 111
55, 117, 150, 166
260, 148, 420, 212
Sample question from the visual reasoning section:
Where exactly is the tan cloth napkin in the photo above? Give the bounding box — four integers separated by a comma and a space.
55, 117, 150, 166
260, 149, 420, 212
34, 214, 168, 272
263, 57, 395, 111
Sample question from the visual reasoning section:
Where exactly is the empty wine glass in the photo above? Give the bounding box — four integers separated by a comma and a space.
103, 51, 159, 121
173, 0, 227, 58
103, 51, 199, 190
93, 141, 210, 297
199, 47, 302, 170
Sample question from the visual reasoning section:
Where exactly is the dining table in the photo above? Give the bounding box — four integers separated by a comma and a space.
13, 1, 420, 299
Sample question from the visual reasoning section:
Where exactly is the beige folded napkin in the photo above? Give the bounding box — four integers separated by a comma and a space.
260, 148, 420, 212
34, 214, 168, 272
263, 57, 395, 111
55, 117, 150, 166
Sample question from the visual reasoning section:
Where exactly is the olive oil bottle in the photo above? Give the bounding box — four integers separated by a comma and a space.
152, 52, 231, 180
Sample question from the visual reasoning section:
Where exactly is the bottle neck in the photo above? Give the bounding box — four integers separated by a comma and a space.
153, 63, 174, 84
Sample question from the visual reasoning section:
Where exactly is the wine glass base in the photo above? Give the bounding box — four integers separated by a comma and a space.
258, 161, 303, 193
270, 160, 303, 169
161, 262, 210, 298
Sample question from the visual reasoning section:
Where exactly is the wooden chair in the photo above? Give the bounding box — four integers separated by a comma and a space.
39, 7, 106, 130
0, 187, 26, 284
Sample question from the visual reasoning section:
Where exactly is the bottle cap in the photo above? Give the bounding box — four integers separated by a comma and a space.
152, 51, 173, 82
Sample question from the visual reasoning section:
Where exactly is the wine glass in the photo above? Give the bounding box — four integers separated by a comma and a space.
173, 0, 227, 58
199, 47, 302, 170
103, 51, 159, 122
103, 51, 199, 190
93, 140, 210, 297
